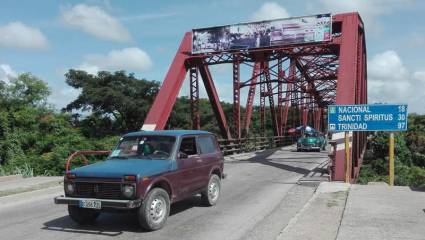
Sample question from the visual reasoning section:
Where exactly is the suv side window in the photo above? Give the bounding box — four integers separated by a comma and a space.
198, 135, 217, 154
179, 137, 198, 156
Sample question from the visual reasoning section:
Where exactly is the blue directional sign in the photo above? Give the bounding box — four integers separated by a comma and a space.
328, 104, 408, 132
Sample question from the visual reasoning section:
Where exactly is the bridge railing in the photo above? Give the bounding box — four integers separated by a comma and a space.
218, 136, 297, 156
65, 136, 297, 172
65, 150, 111, 172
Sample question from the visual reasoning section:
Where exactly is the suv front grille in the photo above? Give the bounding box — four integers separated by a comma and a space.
75, 182, 122, 199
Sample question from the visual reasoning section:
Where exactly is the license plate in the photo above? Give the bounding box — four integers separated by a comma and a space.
79, 199, 101, 209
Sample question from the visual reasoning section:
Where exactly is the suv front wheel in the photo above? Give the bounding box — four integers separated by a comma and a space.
201, 174, 221, 206
138, 188, 170, 231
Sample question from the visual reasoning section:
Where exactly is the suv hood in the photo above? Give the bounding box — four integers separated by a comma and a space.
302, 137, 319, 143
70, 159, 172, 178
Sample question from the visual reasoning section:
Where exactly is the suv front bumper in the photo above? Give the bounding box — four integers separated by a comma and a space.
297, 144, 321, 150
54, 196, 142, 209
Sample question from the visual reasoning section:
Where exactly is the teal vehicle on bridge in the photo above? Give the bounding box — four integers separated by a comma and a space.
296, 131, 327, 152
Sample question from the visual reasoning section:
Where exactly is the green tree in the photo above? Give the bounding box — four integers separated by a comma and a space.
166, 96, 235, 137
359, 114, 425, 187
4, 73, 50, 107
0, 73, 117, 176
64, 70, 160, 136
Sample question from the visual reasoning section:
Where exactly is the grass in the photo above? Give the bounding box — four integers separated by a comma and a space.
0, 162, 34, 178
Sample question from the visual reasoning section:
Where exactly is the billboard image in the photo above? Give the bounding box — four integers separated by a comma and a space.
192, 13, 332, 54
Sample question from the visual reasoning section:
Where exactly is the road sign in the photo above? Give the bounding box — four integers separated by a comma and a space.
328, 104, 408, 132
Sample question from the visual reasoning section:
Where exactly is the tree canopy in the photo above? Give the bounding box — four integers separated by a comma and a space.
64, 70, 160, 135
1, 73, 50, 107
0, 73, 116, 176
359, 114, 425, 187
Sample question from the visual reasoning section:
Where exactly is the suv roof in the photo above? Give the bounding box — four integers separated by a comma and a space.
123, 130, 213, 138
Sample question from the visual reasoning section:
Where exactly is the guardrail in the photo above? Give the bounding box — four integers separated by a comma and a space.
218, 136, 297, 155
65, 136, 297, 171
65, 150, 111, 172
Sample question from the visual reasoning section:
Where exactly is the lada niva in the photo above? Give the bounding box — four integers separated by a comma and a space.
54, 130, 224, 231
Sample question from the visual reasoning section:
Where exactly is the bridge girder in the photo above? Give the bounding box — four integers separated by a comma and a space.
142, 12, 367, 182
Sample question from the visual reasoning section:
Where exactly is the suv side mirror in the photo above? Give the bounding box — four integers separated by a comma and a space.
178, 152, 188, 159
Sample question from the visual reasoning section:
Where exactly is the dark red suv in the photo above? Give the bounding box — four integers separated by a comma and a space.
55, 130, 224, 231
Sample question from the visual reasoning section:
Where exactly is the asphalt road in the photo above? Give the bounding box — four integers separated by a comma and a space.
0, 146, 329, 240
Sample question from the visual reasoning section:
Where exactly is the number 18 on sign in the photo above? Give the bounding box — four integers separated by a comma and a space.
327, 104, 407, 132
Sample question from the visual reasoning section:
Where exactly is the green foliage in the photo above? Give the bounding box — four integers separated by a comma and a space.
359, 114, 425, 187
0, 162, 34, 177
408, 166, 425, 188
0, 73, 118, 176
64, 70, 160, 136
3, 73, 50, 107
166, 97, 234, 135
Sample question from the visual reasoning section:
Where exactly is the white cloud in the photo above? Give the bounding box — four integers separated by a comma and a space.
0, 22, 49, 50
309, 0, 412, 35
368, 50, 425, 113
411, 34, 425, 47
61, 4, 132, 42
414, 71, 425, 83
48, 87, 81, 109
77, 47, 153, 74
0, 64, 18, 84
251, 2, 290, 21
368, 50, 408, 81
121, 12, 178, 21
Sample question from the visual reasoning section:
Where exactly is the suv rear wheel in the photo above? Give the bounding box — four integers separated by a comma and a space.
68, 205, 100, 225
201, 174, 221, 206
138, 188, 170, 231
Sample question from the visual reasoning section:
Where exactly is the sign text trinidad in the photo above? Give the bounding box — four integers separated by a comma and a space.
327, 104, 408, 132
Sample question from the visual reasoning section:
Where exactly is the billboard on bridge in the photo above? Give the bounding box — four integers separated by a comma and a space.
192, 13, 332, 54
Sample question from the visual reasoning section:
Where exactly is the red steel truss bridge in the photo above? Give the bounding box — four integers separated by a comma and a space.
142, 13, 367, 182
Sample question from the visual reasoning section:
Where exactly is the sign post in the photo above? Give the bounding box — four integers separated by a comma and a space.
344, 131, 350, 183
389, 133, 395, 186
328, 104, 408, 185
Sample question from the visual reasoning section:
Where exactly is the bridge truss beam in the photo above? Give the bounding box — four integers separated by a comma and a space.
142, 12, 367, 182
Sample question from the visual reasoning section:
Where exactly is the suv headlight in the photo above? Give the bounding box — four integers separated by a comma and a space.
122, 184, 135, 198
65, 182, 75, 195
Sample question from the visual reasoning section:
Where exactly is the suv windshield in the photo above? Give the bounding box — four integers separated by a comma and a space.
109, 135, 176, 160
305, 132, 320, 137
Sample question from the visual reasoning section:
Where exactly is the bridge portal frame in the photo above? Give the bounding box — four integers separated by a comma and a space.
142, 12, 367, 182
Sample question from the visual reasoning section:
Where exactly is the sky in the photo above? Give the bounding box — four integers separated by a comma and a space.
1, 0, 425, 113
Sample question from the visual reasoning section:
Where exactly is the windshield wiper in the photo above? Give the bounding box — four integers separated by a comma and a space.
139, 155, 153, 160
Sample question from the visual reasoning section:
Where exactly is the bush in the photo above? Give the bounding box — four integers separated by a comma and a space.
359, 114, 425, 187
0, 73, 118, 176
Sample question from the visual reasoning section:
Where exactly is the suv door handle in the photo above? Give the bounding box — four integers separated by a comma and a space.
196, 159, 203, 163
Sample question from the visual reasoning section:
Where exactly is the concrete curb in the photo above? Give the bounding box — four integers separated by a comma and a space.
0, 174, 23, 182
0, 177, 63, 198
0, 185, 63, 210
277, 182, 351, 240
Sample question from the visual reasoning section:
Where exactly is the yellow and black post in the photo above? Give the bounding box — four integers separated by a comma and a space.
389, 132, 395, 186
345, 131, 350, 183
